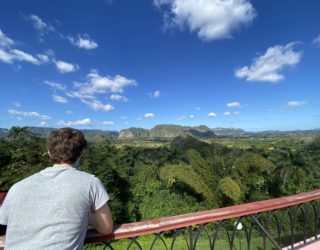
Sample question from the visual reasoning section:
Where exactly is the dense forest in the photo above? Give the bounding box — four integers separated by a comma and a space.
1, 127, 320, 225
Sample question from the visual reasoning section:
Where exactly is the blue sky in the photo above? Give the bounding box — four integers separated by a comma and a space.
0, 0, 319, 131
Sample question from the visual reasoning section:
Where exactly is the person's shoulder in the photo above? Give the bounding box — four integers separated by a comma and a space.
71, 168, 96, 181
9, 172, 40, 193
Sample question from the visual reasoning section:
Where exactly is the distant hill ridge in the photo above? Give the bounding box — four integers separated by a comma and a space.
119, 124, 216, 139
0, 126, 319, 142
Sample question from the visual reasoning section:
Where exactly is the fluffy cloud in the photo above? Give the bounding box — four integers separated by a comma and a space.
38, 121, 48, 127
235, 42, 302, 83
11, 49, 41, 64
102, 121, 114, 125
110, 94, 128, 102
8, 109, 51, 120
68, 34, 98, 50
208, 112, 216, 117
149, 90, 161, 98
52, 95, 68, 104
54, 60, 79, 73
144, 113, 155, 118
0, 29, 50, 65
0, 48, 44, 65
29, 14, 49, 30
286, 101, 307, 107
155, 0, 256, 41
82, 100, 114, 112
189, 114, 195, 119
73, 69, 137, 97
0, 29, 15, 47
313, 35, 320, 47
44, 80, 67, 91
224, 111, 240, 116
27, 14, 55, 41
36, 53, 50, 63
58, 118, 92, 126
227, 102, 241, 108
14, 102, 21, 108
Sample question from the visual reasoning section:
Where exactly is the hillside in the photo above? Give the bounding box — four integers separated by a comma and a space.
0, 126, 319, 141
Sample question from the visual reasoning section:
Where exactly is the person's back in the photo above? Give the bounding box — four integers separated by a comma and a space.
0, 128, 113, 250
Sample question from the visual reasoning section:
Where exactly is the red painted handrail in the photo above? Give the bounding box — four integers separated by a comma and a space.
85, 189, 320, 243
1, 189, 320, 246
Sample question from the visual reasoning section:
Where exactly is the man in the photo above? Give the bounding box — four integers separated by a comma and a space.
0, 128, 113, 249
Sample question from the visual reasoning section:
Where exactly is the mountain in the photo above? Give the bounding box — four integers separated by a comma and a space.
1, 126, 319, 141
119, 124, 215, 140
118, 127, 149, 139
0, 128, 9, 137
8, 127, 119, 142
211, 128, 247, 136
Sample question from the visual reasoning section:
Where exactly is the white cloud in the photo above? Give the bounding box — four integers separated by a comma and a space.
313, 35, 320, 47
155, 0, 256, 41
68, 34, 98, 50
102, 121, 114, 126
38, 121, 48, 127
110, 94, 128, 102
52, 95, 68, 104
189, 114, 195, 119
235, 42, 302, 83
208, 112, 216, 117
224, 111, 240, 115
29, 14, 48, 30
0, 49, 14, 63
8, 109, 51, 120
82, 100, 114, 112
149, 90, 161, 98
227, 102, 241, 108
286, 101, 307, 108
58, 118, 92, 126
73, 69, 137, 97
144, 113, 155, 118
36, 53, 50, 63
10, 49, 41, 64
0, 29, 15, 47
0, 48, 43, 65
54, 60, 79, 73
176, 115, 186, 121
66, 110, 73, 114
44, 80, 67, 91
27, 14, 55, 40
0, 30, 51, 65
14, 102, 21, 108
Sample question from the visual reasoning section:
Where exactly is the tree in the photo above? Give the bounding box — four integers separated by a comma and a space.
216, 177, 241, 206
160, 164, 217, 207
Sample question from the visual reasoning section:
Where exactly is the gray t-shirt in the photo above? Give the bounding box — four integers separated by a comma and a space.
0, 166, 109, 250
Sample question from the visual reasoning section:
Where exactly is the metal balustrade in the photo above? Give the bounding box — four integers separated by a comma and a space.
1, 190, 320, 249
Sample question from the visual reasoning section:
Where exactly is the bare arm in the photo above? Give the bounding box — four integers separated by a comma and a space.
89, 203, 113, 235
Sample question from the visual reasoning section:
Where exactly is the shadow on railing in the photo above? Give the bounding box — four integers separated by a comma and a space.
1, 190, 320, 249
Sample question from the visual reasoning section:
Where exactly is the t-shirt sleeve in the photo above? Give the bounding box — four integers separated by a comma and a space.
89, 177, 109, 212
0, 192, 10, 225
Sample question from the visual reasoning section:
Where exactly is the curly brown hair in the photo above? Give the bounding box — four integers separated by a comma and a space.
47, 128, 87, 164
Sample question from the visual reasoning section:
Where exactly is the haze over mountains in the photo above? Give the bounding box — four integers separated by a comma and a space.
1, 125, 319, 142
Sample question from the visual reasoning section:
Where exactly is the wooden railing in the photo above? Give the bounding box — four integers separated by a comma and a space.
1, 190, 320, 249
